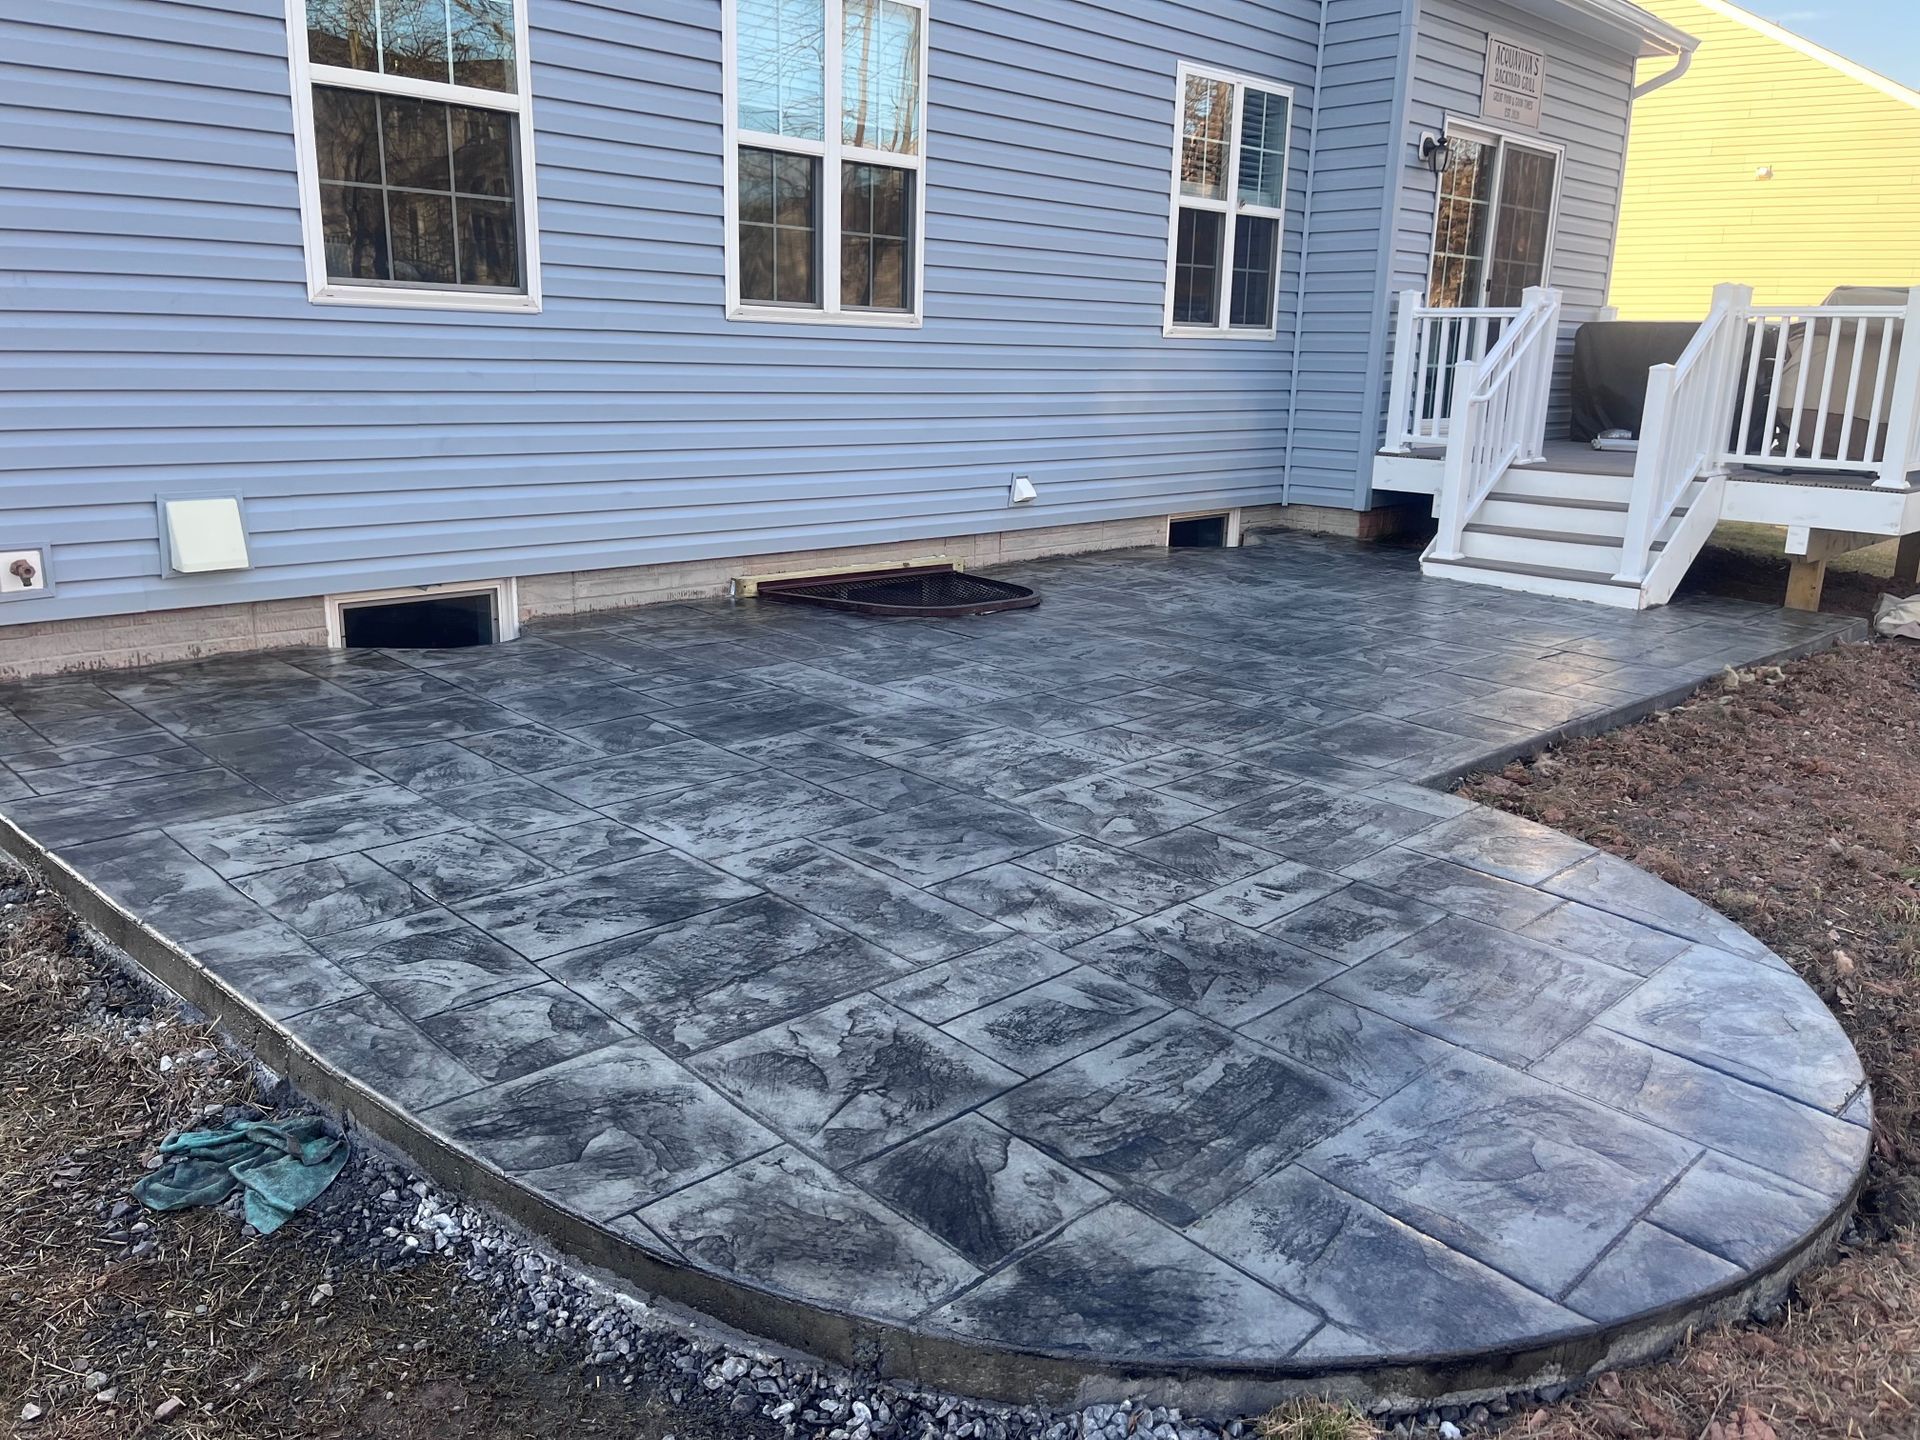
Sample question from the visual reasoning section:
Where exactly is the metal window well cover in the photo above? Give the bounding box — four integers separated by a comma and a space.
755, 564, 1040, 618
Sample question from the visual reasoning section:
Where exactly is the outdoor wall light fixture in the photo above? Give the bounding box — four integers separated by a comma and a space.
1419, 131, 1453, 173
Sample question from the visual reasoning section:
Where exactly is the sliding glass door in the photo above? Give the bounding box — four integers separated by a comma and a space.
1427, 128, 1560, 309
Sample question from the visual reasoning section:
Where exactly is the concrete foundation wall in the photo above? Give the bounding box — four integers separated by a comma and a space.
0, 506, 1421, 679
516, 518, 1171, 621
0, 600, 332, 682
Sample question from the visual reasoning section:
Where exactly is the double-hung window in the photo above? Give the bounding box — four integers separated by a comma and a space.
725, 0, 928, 324
287, 0, 540, 310
1163, 63, 1292, 339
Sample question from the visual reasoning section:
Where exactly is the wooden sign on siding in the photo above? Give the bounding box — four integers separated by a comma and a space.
1483, 35, 1546, 129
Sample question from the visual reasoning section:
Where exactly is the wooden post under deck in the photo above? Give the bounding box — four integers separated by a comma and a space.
1783, 527, 1895, 611
1896, 532, 1920, 587
1785, 558, 1828, 612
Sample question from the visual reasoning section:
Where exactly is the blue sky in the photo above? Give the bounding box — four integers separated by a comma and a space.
1755, 2, 1920, 90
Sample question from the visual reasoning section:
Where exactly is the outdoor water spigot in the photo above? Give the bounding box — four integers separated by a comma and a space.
8, 558, 36, 588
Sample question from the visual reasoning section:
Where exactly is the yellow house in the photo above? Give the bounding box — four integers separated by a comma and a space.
1610, 0, 1920, 319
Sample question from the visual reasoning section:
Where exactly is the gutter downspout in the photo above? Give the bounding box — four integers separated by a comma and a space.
1631, 45, 1693, 101
1280, 0, 1332, 505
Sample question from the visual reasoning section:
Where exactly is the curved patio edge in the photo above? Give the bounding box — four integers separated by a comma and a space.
3, 805, 1869, 1417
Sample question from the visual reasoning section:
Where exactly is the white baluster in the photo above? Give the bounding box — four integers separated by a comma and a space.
1865, 315, 1894, 468
1386, 290, 1420, 452
1876, 287, 1920, 489
1732, 312, 1766, 464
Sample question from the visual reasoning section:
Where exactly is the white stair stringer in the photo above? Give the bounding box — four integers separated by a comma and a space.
1635, 473, 1727, 606
1418, 467, 1722, 610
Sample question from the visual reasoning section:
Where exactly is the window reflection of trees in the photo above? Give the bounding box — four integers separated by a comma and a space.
733, 0, 922, 315
1179, 76, 1231, 200
305, 0, 515, 91
737, 0, 827, 139
842, 0, 920, 154
1427, 137, 1494, 308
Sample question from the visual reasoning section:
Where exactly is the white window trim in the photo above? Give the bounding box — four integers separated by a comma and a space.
1426, 115, 1565, 309
324, 578, 520, 647
1162, 60, 1293, 342
721, 0, 930, 328
282, 0, 544, 313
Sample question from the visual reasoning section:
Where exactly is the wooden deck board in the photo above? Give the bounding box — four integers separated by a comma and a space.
1383, 438, 1915, 492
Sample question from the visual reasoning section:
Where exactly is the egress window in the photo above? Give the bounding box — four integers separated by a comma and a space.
726, 0, 927, 324
1163, 64, 1292, 338
288, 0, 540, 310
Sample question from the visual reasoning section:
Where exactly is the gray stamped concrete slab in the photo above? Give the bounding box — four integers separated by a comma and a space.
0, 534, 1871, 1405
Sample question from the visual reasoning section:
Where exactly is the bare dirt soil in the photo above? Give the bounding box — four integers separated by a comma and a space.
1681, 523, 1920, 619
1457, 639, 1920, 1439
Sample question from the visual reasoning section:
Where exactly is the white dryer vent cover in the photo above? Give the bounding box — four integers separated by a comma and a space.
163, 497, 251, 573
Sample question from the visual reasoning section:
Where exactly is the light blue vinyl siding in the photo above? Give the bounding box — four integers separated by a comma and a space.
1, 0, 1321, 625
2, 0, 1648, 628
1383, 0, 1638, 448
1286, 0, 1415, 504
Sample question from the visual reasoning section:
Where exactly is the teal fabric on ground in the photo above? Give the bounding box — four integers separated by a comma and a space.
133, 1117, 347, 1234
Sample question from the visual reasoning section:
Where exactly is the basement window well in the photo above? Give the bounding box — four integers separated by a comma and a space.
1168, 512, 1237, 548
326, 580, 519, 649
757, 565, 1039, 618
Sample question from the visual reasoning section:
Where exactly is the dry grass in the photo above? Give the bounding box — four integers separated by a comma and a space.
1255, 1399, 1376, 1440
1501, 1246, 1919, 1438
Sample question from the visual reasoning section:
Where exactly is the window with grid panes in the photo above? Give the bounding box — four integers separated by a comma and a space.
728, 0, 926, 322
294, 0, 535, 305
1164, 65, 1292, 337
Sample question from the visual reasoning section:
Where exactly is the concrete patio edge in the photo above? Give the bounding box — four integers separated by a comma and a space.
1411, 618, 1872, 787
0, 599, 1872, 1416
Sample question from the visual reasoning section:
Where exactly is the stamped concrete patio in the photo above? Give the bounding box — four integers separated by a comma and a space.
0, 534, 1874, 1408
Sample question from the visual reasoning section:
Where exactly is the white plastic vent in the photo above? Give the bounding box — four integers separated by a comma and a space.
162, 497, 251, 574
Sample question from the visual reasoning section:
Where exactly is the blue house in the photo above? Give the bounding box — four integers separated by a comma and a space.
35, 0, 1918, 674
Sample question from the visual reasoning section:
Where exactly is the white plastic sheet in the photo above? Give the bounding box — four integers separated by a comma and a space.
1872, 591, 1920, 639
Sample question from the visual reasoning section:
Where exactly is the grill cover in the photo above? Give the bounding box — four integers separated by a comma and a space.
1569, 320, 1698, 442
1773, 286, 1906, 463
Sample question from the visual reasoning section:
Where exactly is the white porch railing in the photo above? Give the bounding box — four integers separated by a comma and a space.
1429, 286, 1561, 561
1385, 294, 1523, 451
1613, 283, 1751, 585
1725, 289, 1920, 490
1392, 283, 1920, 606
